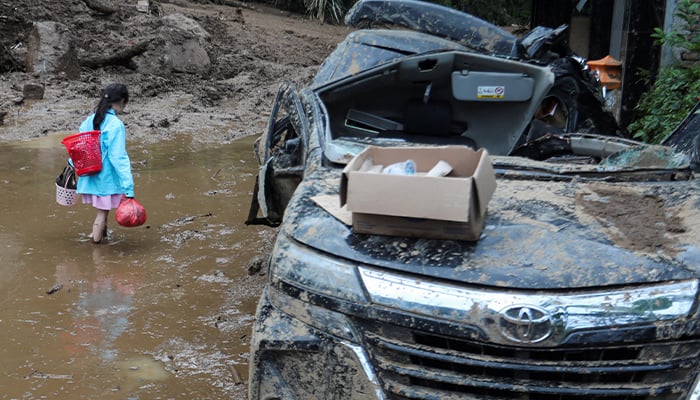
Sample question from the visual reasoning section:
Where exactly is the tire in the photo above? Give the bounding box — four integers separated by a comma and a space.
536, 74, 625, 137
535, 76, 581, 133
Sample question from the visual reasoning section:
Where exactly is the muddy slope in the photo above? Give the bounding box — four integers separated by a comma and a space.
0, 0, 350, 143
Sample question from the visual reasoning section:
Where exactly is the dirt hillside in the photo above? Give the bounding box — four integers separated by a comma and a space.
0, 0, 351, 143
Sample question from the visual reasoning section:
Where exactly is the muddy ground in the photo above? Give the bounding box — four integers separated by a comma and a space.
0, 0, 351, 144
0, 0, 350, 323
0, 1, 350, 397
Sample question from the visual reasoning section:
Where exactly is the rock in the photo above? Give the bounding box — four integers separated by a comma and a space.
83, 0, 118, 15
23, 83, 45, 100
162, 13, 211, 41
25, 21, 79, 79
160, 14, 211, 74
165, 39, 211, 74
246, 255, 267, 275
132, 13, 212, 75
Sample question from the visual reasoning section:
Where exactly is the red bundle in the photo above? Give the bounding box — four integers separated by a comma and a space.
115, 197, 147, 227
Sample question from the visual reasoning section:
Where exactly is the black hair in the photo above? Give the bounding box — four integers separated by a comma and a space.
93, 83, 129, 131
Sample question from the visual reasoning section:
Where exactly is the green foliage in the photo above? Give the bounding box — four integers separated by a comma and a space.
261, 0, 347, 22
627, 67, 700, 143
304, 0, 346, 22
629, 0, 700, 143
651, 0, 700, 53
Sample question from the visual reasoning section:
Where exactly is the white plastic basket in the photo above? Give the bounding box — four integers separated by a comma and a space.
56, 182, 78, 206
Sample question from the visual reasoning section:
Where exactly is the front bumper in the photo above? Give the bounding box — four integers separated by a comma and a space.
249, 279, 700, 400
248, 286, 385, 400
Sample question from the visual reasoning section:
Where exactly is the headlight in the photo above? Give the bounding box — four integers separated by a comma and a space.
268, 285, 359, 341
269, 233, 369, 304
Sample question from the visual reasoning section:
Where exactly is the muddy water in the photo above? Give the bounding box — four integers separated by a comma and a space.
0, 134, 269, 399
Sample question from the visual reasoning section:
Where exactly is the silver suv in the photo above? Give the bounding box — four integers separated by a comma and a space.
245, 1, 700, 399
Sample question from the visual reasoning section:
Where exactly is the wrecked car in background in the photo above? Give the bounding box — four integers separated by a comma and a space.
245, 0, 700, 398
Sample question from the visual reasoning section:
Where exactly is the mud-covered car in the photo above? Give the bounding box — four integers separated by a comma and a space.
245, 1, 700, 399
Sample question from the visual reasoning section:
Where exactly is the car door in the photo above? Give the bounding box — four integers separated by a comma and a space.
246, 82, 308, 226
662, 100, 700, 170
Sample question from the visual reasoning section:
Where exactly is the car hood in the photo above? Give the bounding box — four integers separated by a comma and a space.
282, 159, 700, 290
662, 100, 700, 170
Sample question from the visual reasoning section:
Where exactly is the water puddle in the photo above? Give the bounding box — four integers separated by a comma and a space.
0, 134, 268, 398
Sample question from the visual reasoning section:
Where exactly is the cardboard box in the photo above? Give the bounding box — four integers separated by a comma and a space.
340, 145, 496, 241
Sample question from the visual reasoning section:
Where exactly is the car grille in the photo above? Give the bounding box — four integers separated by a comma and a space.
357, 321, 700, 400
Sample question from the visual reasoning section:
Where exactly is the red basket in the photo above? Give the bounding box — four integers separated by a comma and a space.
61, 131, 102, 176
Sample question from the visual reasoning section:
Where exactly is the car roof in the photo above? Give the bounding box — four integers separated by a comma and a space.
344, 0, 521, 57
314, 29, 467, 85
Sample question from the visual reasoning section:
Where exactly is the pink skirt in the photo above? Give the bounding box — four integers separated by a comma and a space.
82, 194, 123, 210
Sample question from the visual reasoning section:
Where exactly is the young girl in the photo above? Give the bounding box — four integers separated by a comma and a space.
77, 83, 135, 243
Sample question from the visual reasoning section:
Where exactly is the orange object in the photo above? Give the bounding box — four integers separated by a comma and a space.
587, 55, 622, 90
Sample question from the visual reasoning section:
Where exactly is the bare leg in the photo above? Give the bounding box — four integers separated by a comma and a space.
92, 209, 109, 243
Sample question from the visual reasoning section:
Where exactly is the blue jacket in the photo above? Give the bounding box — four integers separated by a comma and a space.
76, 110, 135, 198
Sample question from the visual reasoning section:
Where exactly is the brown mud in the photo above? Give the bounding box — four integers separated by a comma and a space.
1, 135, 271, 398
0, 1, 351, 398
0, 0, 351, 143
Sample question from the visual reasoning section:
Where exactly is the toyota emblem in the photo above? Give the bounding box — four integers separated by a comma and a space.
498, 305, 553, 344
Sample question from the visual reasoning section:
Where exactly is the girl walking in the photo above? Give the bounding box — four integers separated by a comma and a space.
76, 83, 135, 243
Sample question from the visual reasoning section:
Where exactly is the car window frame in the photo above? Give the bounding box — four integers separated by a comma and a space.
246, 82, 309, 226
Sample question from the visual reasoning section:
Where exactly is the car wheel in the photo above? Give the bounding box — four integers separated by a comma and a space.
534, 75, 580, 133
